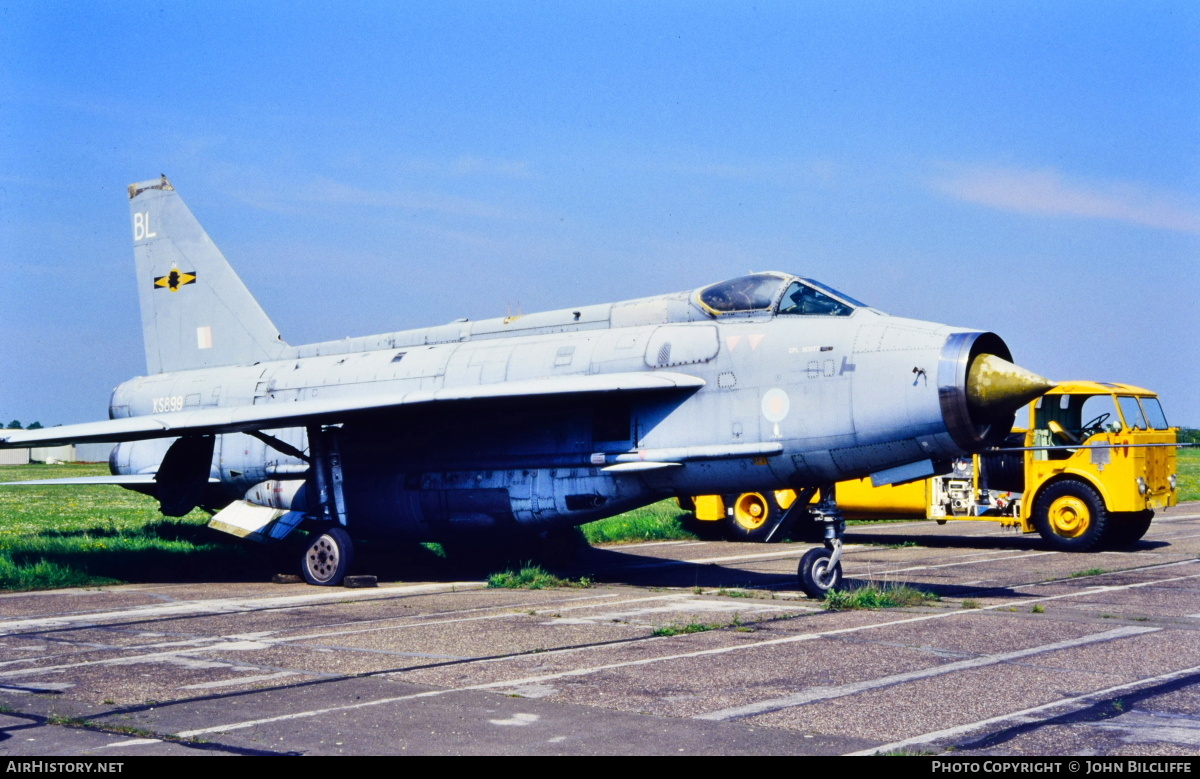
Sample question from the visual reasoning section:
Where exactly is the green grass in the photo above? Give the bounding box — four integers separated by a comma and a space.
823, 583, 940, 611
486, 564, 592, 589
1069, 568, 1108, 578
580, 499, 696, 544
1177, 447, 1200, 503
0, 463, 256, 592
652, 621, 723, 637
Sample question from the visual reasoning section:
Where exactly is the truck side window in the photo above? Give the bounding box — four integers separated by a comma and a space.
1079, 395, 1121, 435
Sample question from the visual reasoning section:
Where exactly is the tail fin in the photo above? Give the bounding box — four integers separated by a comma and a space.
129, 176, 288, 373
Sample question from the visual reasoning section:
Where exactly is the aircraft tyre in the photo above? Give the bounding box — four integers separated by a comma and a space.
798, 547, 842, 599
301, 526, 354, 586
726, 492, 779, 543
1104, 510, 1153, 549
1033, 479, 1108, 553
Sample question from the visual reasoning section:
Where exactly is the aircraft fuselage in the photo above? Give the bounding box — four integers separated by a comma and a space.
110, 289, 1007, 540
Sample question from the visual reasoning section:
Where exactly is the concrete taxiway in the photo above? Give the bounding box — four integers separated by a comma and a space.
1, 503, 1198, 756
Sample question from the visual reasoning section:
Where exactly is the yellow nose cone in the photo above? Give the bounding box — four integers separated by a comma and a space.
967, 354, 1055, 419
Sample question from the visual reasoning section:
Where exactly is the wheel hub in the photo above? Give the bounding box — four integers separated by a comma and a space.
1047, 496, 1091, 538
812, 559, 836, 588
734, 494, 768, 530
307, 536, 340, 582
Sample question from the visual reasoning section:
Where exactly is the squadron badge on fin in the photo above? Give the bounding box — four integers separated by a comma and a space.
153, 268, 197, 292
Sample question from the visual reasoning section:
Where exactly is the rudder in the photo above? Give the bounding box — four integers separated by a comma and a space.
129, 176, 288, 373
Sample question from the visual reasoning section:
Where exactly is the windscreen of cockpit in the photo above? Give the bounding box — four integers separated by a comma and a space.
777, 279, 863, 316
697, 274, 787, 313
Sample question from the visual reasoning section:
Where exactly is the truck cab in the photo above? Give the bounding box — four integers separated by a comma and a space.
1021, 382, 1177, 550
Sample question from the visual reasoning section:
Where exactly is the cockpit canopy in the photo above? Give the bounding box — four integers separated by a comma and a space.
695, 272, 866, 317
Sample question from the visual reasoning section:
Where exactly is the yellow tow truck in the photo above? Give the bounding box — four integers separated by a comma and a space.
687, 382, 1179, 551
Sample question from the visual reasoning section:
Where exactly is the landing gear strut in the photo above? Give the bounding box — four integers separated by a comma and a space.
300, 425, 353, 586
797, 484, 845, 599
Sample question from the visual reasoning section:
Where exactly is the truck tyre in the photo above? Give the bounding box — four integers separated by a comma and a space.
727, 492, 779, 543
1104, 510, 1153, 549
1033, 480, 1108, 552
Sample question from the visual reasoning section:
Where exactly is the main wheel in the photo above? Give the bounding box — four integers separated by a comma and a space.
1033, 480, 1108, 552
301, 526, 354, 585
727, 492, 778, 543
1104, 510, 1153, 549
798, 547, 842, 598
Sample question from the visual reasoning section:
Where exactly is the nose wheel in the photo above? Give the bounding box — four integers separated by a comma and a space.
797, 484, 845, 599
798, 546, 842, 597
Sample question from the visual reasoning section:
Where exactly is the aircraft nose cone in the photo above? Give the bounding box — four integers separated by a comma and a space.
966, 354, 1055, 419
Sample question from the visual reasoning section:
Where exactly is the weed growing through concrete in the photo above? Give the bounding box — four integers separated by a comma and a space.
961, 599, 981, 609
652, 621, 723, 637
486, 564, 592, 590
1030, 604, 1045, 613
1070, 568, 1109, 578
823, 583, 940, 611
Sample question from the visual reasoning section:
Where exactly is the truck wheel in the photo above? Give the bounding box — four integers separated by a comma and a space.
1033, 480, 1108, 552
1104, 510, 1153, 549
301, 527, 354, 585
727, 492, 778, 543
798, 547, 842, 598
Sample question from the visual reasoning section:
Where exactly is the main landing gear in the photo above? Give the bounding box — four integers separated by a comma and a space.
797, 485, 845, 599
299, 425, 354, 586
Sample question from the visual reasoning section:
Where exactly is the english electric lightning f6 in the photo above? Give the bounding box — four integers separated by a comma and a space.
1, 177, 1055, 595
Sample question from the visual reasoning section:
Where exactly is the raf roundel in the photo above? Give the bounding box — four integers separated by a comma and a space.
761, 388, 790, 424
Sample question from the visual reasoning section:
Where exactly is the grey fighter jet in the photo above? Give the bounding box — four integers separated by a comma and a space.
0, 176, 1054, 596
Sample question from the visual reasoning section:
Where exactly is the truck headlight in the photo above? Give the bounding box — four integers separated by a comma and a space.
1136, 477, 1148, 495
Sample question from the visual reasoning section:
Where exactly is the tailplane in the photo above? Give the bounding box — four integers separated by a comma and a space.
129, 176, 288, 373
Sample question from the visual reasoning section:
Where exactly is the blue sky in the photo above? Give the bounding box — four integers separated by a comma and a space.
2, 1, 1197, 426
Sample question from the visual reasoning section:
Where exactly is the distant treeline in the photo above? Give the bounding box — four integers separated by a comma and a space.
5, 421, 43, 430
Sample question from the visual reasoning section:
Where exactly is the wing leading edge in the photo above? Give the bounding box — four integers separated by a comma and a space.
0, 371, 706, 448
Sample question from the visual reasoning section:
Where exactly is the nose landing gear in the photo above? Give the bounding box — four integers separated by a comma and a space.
797, 485, 845, 599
